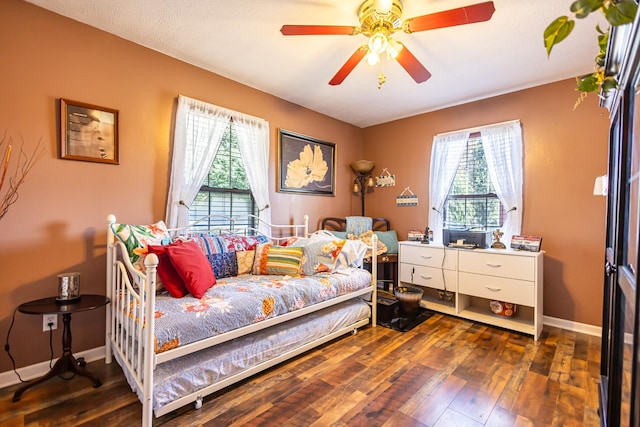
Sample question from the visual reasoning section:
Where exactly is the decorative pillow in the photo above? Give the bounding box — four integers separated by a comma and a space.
374, 230, 399, 254
301, 239, 346, 276
252, 242, 273, 275
166, 240, 216, 299
110, 221, 172, 264
348, 230, 388, 259
188, 233, 229, 256
210, 252, 238, 279
236, 250, 255, 275
147, 242, 189, 298
265, 246, 304, 276
285, 236, 311, 247
329, 231, 348, 239
334, 239, 368, 271
219, 234, 266, 251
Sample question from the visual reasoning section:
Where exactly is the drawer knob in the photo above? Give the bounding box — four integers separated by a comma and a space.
421, 255, 432, 259
486, 286, 502, 292
420, 275, 432, 280
486, 263, 502, 268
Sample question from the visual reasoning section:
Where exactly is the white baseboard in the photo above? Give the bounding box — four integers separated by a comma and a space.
543, 315, 602, 337
0, 346, 106, 389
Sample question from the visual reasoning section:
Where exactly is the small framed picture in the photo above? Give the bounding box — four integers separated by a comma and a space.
60, 98, 119, 164
277, 129, 335, 196
510, 235, 542, 252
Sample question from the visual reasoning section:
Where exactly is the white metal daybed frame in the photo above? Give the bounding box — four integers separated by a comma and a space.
105, 214, 377, 426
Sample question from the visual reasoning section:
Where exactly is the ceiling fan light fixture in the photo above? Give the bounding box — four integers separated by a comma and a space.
386, 38, 403, 60
365, 51, 380, 66
374, 0, 394, 15
368, 30, 388, 54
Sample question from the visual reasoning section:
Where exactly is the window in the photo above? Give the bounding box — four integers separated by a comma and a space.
428, 121, 523, 245
188, 122, 258, 232
166, 95, 270, 233
444, 136, 505, 231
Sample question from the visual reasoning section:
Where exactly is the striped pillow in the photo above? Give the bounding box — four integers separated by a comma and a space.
265, 246, 303, 276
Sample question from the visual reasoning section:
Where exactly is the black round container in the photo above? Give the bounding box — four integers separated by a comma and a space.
394, 286, 423, 316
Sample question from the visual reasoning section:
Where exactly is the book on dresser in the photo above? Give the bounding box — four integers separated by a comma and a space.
398, 241, 544, 340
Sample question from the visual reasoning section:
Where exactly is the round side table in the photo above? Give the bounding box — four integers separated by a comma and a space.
12, 294, 110, 402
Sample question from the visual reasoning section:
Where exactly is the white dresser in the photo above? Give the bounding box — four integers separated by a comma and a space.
399, 241, 544, 340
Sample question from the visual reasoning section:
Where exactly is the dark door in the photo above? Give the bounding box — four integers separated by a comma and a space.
600, 64, 640, 427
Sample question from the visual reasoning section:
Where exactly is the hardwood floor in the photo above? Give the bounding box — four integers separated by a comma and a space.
0, 313, 601, 426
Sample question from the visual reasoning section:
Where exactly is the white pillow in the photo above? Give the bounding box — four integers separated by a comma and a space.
335, 239, 368, 270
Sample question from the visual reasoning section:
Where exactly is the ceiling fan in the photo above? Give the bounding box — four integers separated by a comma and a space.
280, 0, 495, 87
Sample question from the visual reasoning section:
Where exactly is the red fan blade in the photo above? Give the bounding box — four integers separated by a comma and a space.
280, 25, 359, 36
329, 46, 368, 86
405, 1, 495, 33
396, 46, 432, 83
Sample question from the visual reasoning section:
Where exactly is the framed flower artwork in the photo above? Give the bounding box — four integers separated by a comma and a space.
277, 129, 335, 196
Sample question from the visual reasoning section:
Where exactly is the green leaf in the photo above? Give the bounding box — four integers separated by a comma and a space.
544, 16, 575, 56
601, 77, 618, 92
570, 0, 603, 19
604, 0, 638, 25
577, 74, 599, 92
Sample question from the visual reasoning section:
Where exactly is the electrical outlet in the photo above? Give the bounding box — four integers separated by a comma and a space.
43, 314, 57, 332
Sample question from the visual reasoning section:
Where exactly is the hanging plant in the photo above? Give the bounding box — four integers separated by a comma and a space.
544, 0, 637, 107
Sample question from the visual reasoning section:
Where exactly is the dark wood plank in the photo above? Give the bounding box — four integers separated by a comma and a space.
0, 316, 602, 426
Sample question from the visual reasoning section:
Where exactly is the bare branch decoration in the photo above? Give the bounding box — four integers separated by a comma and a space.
0, 131, 45, 221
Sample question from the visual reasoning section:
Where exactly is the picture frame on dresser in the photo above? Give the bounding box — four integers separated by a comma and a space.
59, 98, 119, 165
510, 235, 542, 252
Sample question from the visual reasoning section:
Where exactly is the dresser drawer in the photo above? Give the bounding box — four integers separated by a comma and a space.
399, 263, 456, 290
399, 243, 457, 270
458, 272, 534, 306
458, 250, 534, 281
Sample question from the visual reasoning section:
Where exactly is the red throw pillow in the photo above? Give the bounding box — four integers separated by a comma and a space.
147, 242, 189, 298
166, 240, 216, 298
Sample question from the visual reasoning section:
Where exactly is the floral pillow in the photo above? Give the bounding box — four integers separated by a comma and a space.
348, 230, 387, 259
219, 234, 268, 251
301, 239, 346, 276
334, 239, 368, 271
236, 250, 255, 275
111, 221, 172, 264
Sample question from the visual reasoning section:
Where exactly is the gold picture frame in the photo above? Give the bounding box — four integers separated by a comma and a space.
277, 129, 335, 196
59, 98, 119, 164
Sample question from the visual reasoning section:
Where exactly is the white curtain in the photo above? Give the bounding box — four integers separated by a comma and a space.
235, 114, 272, 236
166, 96, 231, 229
481, 120, 523, 245
428, 131, 469, 244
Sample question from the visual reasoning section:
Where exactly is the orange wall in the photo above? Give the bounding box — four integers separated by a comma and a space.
0, 0, 609, 373
362, 81, 610, 327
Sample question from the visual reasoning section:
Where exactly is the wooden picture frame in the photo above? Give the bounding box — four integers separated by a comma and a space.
277, 129, 335, 196
60, 98, 119, 164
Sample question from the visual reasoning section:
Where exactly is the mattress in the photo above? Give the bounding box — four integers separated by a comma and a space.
116, 298, 370, 411
149, 269, 372, 353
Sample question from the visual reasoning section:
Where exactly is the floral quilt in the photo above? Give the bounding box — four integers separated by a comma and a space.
150, 269, 371, 353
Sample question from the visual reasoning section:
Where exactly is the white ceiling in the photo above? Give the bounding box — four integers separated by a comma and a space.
26, 0, 603, 128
